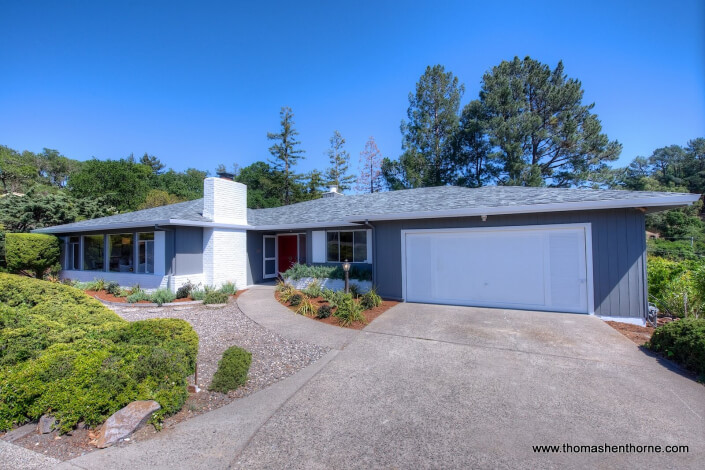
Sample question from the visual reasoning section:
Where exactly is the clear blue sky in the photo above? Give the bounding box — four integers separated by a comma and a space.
1, 0, 703, 178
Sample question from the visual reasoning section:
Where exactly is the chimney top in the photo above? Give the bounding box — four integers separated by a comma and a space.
329, 185, 338, 193
217, 171, 235, 181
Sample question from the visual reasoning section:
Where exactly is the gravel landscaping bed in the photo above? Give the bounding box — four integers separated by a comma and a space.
7, 298, 329, 461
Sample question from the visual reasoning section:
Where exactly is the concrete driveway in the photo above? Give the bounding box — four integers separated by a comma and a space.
233, 304, 704, 469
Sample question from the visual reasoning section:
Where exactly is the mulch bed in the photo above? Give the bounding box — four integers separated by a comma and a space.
606, 317, 675, 346
275, 291, 398, 329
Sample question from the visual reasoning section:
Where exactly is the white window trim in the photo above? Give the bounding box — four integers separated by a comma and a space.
400, 223, 595, 315
325, 229, 370, 264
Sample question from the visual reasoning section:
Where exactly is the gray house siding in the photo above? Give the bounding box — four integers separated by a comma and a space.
246, 231, 265, 286
372, 208, 647, 319
173, 227, 203, 275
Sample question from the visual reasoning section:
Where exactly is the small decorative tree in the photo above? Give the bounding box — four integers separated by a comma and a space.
5, 233, 61, 278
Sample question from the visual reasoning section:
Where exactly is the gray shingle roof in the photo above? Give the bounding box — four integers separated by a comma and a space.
34, 186, 698, 233
247, 186, 698, 226
34, 199, 208, 233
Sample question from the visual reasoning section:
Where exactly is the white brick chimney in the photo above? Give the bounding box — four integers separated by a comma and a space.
201, 176, 248, 290
203, 177, 247, 224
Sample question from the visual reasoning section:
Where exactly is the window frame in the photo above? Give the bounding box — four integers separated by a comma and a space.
325, 230, 369, 263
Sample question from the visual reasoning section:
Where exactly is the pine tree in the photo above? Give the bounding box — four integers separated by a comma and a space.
383, 65, 464, 189
355, 136, 384, 193
324, 130, 355, 192
267, 107, 305, 204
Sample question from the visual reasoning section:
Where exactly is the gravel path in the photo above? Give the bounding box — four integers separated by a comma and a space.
109, 298, 330, 393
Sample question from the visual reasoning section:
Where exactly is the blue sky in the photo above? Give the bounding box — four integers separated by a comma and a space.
1, 0, 703, 178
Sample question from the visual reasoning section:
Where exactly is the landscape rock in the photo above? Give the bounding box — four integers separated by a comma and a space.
38, 415, 57, 434
94, 400, 161, 449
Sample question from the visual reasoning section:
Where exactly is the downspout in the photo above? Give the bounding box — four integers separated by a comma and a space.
363, 219, 377, 288
155, 225, 176, 289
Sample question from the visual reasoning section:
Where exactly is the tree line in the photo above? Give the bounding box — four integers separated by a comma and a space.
0, 55, 702, 255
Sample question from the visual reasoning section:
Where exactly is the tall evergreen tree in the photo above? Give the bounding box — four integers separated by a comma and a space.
450, 100, 496, 187
324, 130, 355, 192
383, 65, 464, 189
267, 106, 305, 205
139, 153, 166, 174
355, 136, 384, 193
480, 56, 621, 186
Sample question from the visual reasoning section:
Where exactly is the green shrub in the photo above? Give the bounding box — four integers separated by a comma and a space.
349, 284, 361, 298
0, 274, 198, 432
278, 286, 296, 303
648, 318, 705, 378
190, 288, 206, 301
0, 226, 5, 269
360, 289, 382, 310
333, 295, 366, 326
150, 288, 176, 306
105, 281, 121, 296
316, 305, 333, 319
296, 296, 317, 316
302, 280, 323, 298
648, 257, 690, 302
175, 281, 194, 300
282, 263, 372, 282
218, 281, 237, 295
208, 346, 252, 393
203, 291, 229, 305
126, 289, 150, 303
289, 294, 303, 306
5, 233, 61, 278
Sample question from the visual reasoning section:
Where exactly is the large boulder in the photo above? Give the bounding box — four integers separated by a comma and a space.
94, 400, 161, 448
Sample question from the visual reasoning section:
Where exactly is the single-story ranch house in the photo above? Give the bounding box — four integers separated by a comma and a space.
34, 175, 699, 324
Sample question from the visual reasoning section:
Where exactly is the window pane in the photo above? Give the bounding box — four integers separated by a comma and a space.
327, 232, 339, 262
137, 233, 155, 274
264, 237, 275, 258
109, 234, 133, 272
83, 235, 104, 271
265, 259, 275, 275
353, 231, 367, 262
298, 234, 307, 263
340, 231, 353, 263
71, 243, 80, 270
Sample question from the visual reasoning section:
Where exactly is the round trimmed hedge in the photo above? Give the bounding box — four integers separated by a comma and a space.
0, 273, 198, 432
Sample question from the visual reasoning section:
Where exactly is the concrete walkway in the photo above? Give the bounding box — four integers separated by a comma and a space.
236, 285, 358, 350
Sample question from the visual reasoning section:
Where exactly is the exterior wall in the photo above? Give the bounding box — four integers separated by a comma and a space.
203, 228, 247, 289
59, 270, 169, 291
174, 226, 203, 275
246, 231, 264, 286
373, 209, 647, 319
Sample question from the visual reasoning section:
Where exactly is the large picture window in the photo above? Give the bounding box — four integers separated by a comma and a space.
137, 232, 155, 274
109, 234, 133, 272
326, 230, 368, 263
83, 235, 105, 271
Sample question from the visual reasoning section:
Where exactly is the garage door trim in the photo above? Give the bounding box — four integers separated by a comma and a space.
400, 223, 594, 314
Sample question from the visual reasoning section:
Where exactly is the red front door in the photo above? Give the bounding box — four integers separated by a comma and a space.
278, 235, 298, 275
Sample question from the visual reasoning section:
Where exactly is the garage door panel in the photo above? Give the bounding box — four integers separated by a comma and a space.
404, 226, 589, 313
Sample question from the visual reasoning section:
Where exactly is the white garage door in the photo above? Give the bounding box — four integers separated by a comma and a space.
403, 225, 591, 314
